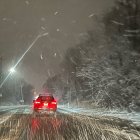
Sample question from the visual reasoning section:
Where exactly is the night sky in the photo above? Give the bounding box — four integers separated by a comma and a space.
0, 0, 114, 90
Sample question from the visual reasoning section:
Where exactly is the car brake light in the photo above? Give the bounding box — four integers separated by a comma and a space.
51, 101, 57, 104
35, 101, 40, 104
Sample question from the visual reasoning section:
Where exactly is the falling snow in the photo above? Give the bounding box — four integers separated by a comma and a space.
111, 20, 124, 26
41, 17, 46, 21
0, 0, 140, 139
56, 28, 60, 32
2, 18, 8, 21
25, 1, 29, 6
54, 53, 57, 57
40, 53, 43, 60
41, 26, 46, 30
88, 13, 95, 18
54, 11, 58, 15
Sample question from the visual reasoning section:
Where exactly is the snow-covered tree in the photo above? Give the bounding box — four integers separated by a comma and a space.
103, 0, 140, 51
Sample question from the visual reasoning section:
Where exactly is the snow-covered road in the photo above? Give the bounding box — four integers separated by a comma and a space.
58, 105, 140, 126
0, 105, 140, 126
0, 105, 140, 140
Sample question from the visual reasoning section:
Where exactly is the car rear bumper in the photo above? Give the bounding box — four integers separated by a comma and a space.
33, 108, 57, 113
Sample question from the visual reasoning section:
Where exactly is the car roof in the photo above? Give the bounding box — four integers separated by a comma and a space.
39, 93, 53, 97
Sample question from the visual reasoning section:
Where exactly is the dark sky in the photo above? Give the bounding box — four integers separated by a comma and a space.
0, 0, 114, 90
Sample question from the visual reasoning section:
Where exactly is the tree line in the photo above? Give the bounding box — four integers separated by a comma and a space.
43, 0, 140, 111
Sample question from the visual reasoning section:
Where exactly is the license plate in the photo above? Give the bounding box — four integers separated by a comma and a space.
44, 102, 48, 106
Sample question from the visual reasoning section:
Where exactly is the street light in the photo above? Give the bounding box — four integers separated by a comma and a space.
0, 33, 49, 88
9, 67, 16, 74
9, 68, 24, 104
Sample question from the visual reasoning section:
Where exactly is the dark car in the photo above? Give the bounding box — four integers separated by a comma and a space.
33, 94, 57, 115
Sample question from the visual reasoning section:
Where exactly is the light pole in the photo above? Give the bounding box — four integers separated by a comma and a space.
20, 81, 24, 105
9, 68, 24, 104
0, 57, 2, 103
9, 67, 24, 104
9, 67, 17, 103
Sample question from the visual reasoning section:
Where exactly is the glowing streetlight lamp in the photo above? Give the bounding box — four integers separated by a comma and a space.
9, 67, 16, 74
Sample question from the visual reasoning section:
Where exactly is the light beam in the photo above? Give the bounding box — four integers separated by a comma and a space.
0, 32, 48, 88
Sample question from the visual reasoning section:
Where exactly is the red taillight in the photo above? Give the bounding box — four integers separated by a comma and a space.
51, 102, 57, 104
51, 100, 57, 104
34, 101, 41, 104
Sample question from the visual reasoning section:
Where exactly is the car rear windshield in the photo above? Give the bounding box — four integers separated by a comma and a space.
38, 96, 54, 101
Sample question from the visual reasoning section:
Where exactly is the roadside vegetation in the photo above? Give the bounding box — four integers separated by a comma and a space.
44, 0, 140, 111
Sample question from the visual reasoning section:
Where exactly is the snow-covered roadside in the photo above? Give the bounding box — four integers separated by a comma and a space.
0, 105, 31, 124
0, 114, 12, 124
0, 105, 29, 110
58, 105, 140, 126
